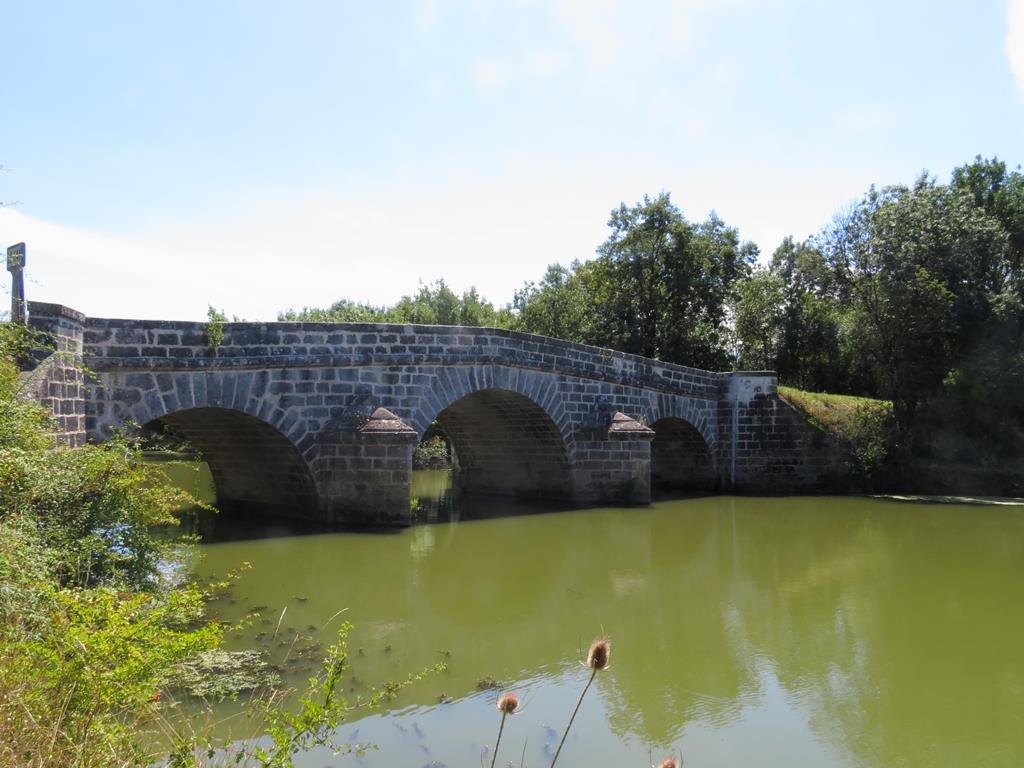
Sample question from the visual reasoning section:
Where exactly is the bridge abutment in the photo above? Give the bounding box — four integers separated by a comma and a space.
23, 302, 86, 447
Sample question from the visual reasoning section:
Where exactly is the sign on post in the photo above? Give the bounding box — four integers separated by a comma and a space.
6, 242, 26, 323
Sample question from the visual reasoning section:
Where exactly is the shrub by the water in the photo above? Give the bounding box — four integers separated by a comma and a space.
0, 322, 222, 766
413, 434, 451, 469
0, 322, 443, 767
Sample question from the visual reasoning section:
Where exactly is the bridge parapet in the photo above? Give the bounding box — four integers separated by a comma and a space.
81, 318, 723, 398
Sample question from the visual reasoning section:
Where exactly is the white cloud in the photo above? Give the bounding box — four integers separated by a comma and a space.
471, 56, 510, 89
0, 160, 871, 323
1009, 0, 1024, 97
413, 0, 441, 31
553, 0, 624, 67
552, 0, 749, 68
524, 48, 561, 79
0, 208, 225, 321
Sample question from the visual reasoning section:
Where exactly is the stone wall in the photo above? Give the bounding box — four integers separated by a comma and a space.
726, 376, 850, 492
22, 302, 86, 447
315, 408, 419, 526
572, 411, 655, 505
83, 361, 704, 519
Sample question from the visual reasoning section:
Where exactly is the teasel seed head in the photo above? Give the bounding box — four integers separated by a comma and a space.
496, 692, 520, 714
586, 638, 610, 671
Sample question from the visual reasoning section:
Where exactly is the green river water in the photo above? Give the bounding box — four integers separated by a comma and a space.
158, 462, 1024, 768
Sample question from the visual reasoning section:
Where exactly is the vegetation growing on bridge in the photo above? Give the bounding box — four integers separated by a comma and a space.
204, 305, 227, 349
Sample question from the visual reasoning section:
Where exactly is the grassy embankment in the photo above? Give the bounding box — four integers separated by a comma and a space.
779, 385, 1024, 496
778, 385, 896, 487
777, 386, 891, 442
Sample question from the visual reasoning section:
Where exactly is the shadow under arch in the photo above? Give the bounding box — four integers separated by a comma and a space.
650, 416, 718, 492
147, 407, 319, 518
430, 388, 573, 501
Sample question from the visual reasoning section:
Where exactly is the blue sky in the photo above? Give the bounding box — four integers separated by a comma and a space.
2, 0, 1023, 320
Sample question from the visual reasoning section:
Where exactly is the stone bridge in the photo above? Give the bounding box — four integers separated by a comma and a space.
24, 301, 842, 526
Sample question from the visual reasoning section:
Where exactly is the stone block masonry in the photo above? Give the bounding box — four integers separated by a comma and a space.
25, 302, 850, 526
22, 302, 86, 447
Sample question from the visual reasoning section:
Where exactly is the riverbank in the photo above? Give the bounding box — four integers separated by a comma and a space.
779, 385, 1024, 496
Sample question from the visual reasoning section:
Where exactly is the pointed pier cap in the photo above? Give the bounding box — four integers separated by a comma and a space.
607, 411, 655, 439
356, 407, 417, 436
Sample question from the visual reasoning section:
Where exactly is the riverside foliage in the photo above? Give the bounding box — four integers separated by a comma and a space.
0, 323, 222, 766
0, 325, 441, 767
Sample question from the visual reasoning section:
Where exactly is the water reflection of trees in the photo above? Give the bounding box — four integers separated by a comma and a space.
198, 498, 1024, 763
584, 499, 1024, 764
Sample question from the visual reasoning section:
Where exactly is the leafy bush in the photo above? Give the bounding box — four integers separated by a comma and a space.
0, 321, 221, 767
205, 306, 227, 349
0, 321, 441, 767
779, 385, 897, 483
413, 434, 451, 469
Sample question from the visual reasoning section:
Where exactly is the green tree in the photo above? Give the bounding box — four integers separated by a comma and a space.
575, 194, 755, 368
767, 237, 851, 392
952, 156, 1024, 267
280, 280, 513, 329
512, 263, 593, 341
731, 267, 785, 370
821, 177, 1010, 438
278, 298, 386, 323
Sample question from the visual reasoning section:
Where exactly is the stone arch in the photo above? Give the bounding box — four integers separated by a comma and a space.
411, 367, 572, 500
91, 370, 319, 517
410, 366, 571, 443
643, 394, 716, 448
144, 407, 319, 517
644, 394, 718, 492
648, 418, 717, 491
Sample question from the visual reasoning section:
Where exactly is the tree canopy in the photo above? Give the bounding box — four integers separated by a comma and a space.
279, 279, 515, 328
731, 157, 1024, 460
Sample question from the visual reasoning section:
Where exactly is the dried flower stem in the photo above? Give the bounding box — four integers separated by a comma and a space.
549, 666, 597, 768
491, 692, 519, 768
490, 709, 508, 768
